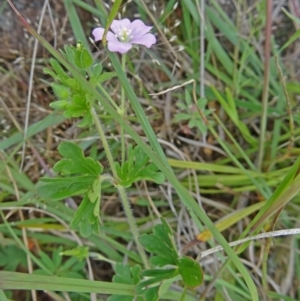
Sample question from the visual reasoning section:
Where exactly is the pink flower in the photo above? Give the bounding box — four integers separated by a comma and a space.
92, 18, 156, 54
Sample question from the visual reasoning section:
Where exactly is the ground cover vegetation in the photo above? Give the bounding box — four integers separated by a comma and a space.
1, 0, 300, 300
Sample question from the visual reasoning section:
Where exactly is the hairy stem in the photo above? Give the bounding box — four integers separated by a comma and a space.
91, 106, 148, 267
97, 84, 120, 111
120, 54, 127, 165
90, 106, 117, 179
117, 185, 149, 268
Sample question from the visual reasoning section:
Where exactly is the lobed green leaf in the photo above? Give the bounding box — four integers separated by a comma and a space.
54, 141, 102, 176
139, 218, 178, 267
177, 256, 203, 289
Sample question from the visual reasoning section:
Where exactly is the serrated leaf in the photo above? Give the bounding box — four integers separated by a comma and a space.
174, 113, 191, 121
38, 176, 95, 201
61, 246, 89, 261
49, 100, 69, 110
114, 263, 141, 285
59, 45, 86, 76
91, 63, 102, 76
52, 247, 63, 268
62, 45, 76, 67
80, 221, 93, 238
138, 163, 165, 184
50, 58, 68, 79
74, 46, 93, 69
178, 256, 203, 288
77, 111, 93, 127
139, 218, 178, 267
143, 287, 159, 301
39, 251, 53, 271
43, 67, 58, 79
54, 141, 102, 176
107, 263, 142, 301
197, 97, 208, 108
184, 89, 192, 105
194, 119, 207, 135
64, 78, 81, 91
52, 83, 71, 99
0, 245, 27, 271
91, 72, 116, 85
87, 178, 101, 204
176, 102, 187, 110
35, 246, 85, 278
70, 195, 100, 238
115, 145, 165, 187
39, 148, 99, 222
188, 118, 197, 128
64, 94, 88, 118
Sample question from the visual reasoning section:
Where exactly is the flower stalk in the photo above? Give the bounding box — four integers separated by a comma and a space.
121, 54, 127, 165
91, 17, 157, 269
91, 104, 149, 268
117, 184, 149, 268
90, 106, 118, 179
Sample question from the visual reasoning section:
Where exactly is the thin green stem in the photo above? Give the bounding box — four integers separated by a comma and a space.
114, 55, 147, 267
97, 84, 120, 112
117, 184, 149, 269
91, 107, 148, 267
120, 54, 127, 165
90, 106, 117, 179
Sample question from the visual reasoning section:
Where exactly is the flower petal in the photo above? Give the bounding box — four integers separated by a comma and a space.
106, 32, 119, 42
92, 28, 116, 42
131, 33, 156, 48
92, 27, 105, 41
110, 18, 131, 34
129, 20, 153, 39
107, 40, 132, 54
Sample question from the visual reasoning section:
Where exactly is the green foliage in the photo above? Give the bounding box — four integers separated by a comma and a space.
53, 141, 102, 177
70, 195, 101, 238
37, 176, 96, 201
115, 145, 165, 188
38, 142, 102, 200
74, 41, 93, 69
44, 43, 111, 128
0, 245, 27, 271
109, 219, 203, 300
177, 257, 203, 288
34, 246, 85, 278
88, 62, 116, 86
60, 246, 89, 261
175, 89, 211, 135
46, 57, 93, 127
139, 218, 178, 267
139, 218, 203, 293
136, 268, 178, 298
108, 263, 158, 301
108, 264, 142, 301
38, 142, 103, 237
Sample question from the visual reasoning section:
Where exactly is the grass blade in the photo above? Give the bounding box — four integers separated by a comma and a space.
0, 271, 134, 295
